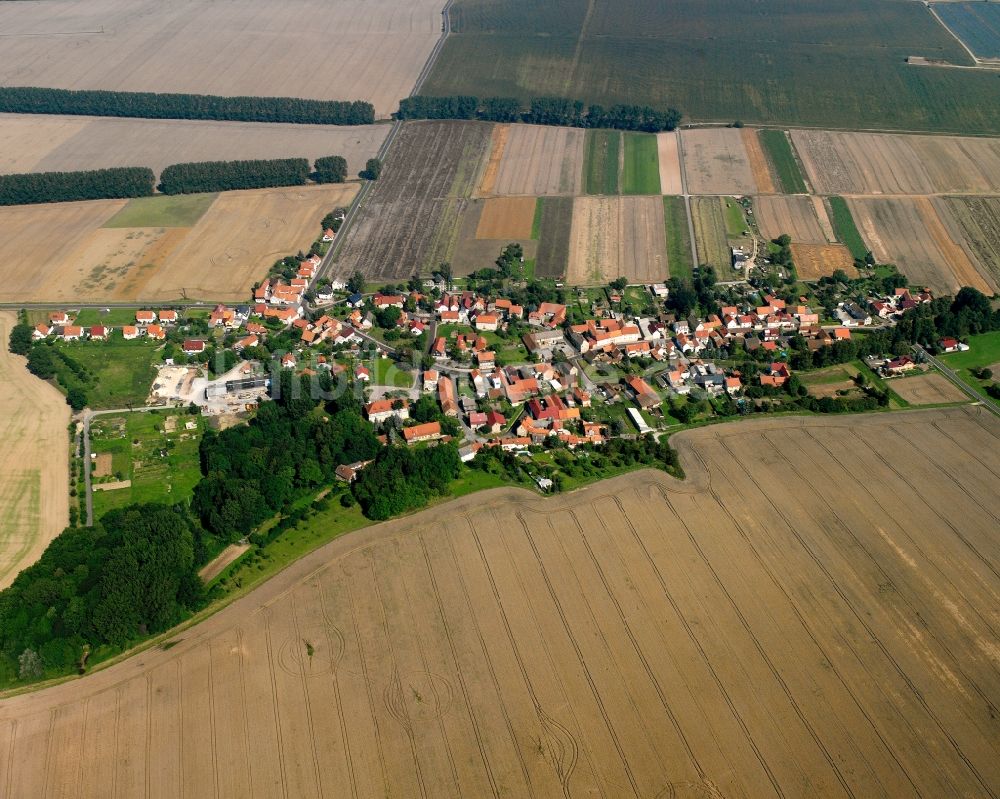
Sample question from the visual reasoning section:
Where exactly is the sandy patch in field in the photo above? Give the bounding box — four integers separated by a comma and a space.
891, 372, 967, 404
742, 129, 777, 194
1, 408, 998, 797
791, 243, 857, 280
92, 453, 113, 479
0, 200, 127, 301
490, 124, 585, 196
848, 197, 992, 295
791, 129, 1000, 195
0, 0, 445, 117
475, 196, 536, 239
755, 195, 828, 243
567, 196, 667, 284
680, 128, 757, 195
0, 312, 70, 590
655, 131, 683, 194
0, 114, 389, 178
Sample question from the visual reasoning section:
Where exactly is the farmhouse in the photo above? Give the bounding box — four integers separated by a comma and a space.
183, 339, 207, 354
62, 326, 83, 342
402, 422, 442, 444
365, 399, 410, 424
438, 377, 459, 417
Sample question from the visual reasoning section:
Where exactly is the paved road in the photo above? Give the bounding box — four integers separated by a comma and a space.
913, 344, 1000, 417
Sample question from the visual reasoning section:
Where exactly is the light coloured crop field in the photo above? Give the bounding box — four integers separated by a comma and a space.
691, 196, 730, 271
935, 196, 1000, 286
680, 128, 758, 195
655, 131, 683, 194
0, 114, 388, 178
0, 312, 70, 591
0, 184, 358, 303
847, 197, 995, 295
755, 195, 829, 244
790, 243, 857, 280
485, 124, 585, 197
567, 196, 667, 284
890, 372, 968, 405
2, 408, 999, 797
791, 129, 1000, 195
0, 0, 444, 117
475, 196, 537, 239
742, 129, 777, 194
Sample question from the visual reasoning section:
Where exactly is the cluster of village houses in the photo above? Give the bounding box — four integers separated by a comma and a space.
37, 266, 954, 464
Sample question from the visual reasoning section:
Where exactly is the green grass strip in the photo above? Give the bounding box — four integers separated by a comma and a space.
663, 196, 694, 280
828, 196, 868, 260
583, 129, 621, 195
758, 130, 807, 193
621, 133, 661, 194
531, 196, 543, 239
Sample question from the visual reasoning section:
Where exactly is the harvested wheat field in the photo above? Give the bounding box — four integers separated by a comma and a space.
847, 197, 995, 295
691, 196, 730, 270
655, 131, 684, 194
0, 199, 127, 300
790, 244, 857, 280
0, 0, 444, 117
3, 408, 1000, 797
476, 197, 537, 239
935, 197, 1000, 286
567, 196, 667, 284
890, 372, 968, 405
486, 124, 585, 197
755, 195, 829, 244
791, 129, 1000, 195
0, 185, 358, 303
680, 128, 757, 195
741, 129, 777, 194
0, 114, 388, 178
0, 312, 70, 591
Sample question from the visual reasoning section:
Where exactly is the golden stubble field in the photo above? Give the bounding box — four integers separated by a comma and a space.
0, 114, 389, 178
0, 0, 444, 117
479, 124, 585, 197
680, 128, 758, 195
0, 312, 69, 591
567, 196, 667, 284
0, 184, 358, 303
2, 408, 998, 797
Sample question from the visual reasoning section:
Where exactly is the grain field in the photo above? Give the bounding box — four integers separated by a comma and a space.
0, 0, 444, 117
1, 408, 999, 797
755, 195, 828, 244
566, 196, 667, 284
655, 131, 684, 194
489, 124, 585, 197
0, 312, 70, 590
680, 128, 758, 195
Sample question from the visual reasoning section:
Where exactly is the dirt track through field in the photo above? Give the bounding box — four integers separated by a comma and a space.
489, 124, 585, 196
0, 0, 444, 117
1, 408, 999, 796
680, 128, 758, 195
0, 312, 70, 590
567, 196, 667, 284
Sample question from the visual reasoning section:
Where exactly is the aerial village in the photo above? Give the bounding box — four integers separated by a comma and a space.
30, 238, 948, 485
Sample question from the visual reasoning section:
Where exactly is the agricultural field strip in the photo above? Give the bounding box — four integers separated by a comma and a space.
490, 124, 585, 197
691, 196, 729, 271
0, 114, 389, 178
567, 196, 667, 285
0, 0, 445, 117
1, 409, 999, 796
678, 128, 757, 196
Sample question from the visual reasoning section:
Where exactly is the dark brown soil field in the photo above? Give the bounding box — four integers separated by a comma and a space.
2, 407, 999, 797
334, 121, 492, 281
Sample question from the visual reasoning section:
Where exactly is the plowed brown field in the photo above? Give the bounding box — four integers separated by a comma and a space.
476, 197, 537, 239
680, 128, 757, 195
2, 408, 999, 797
755, 195, 828, 244
487, 124, 585, 196
792, 129, 1000, 195
567, 196, 667, 284
0, 0, 444, 117
847, 197, 995, 294
0, 313, 70, 590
